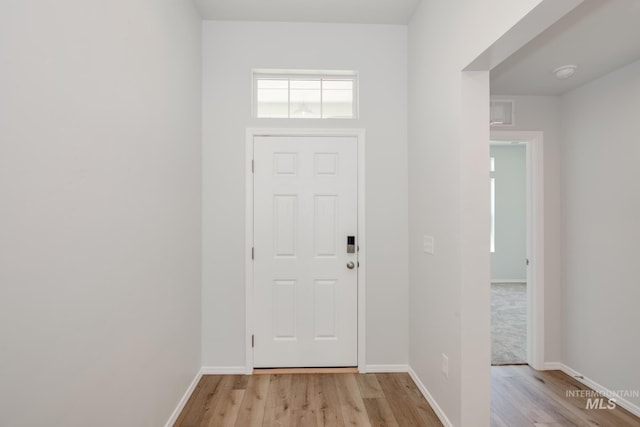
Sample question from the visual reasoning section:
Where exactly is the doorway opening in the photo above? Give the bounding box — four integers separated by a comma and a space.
490, 140, 527, 365
489, 131, 544, 369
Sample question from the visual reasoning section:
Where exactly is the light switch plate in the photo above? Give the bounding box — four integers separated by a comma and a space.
423, 235, 435, 254
441, 353, 449, 378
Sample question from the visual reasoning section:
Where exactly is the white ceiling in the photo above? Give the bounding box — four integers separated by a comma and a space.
194, 0, 421, 25
491, 0, 640, 96
194, 0, 640, 94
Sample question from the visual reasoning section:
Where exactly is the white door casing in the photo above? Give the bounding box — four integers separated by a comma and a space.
251, 134, 360, 368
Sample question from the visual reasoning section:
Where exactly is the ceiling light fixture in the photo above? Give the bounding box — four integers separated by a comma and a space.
553, 64, 577, 80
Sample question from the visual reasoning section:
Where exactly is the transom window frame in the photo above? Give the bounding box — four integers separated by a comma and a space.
252, 69, 359, 120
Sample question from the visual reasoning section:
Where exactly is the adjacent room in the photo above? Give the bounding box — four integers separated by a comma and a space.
1, 0, 638, 426
489, 0, 640, 424
489, 140, 528, 366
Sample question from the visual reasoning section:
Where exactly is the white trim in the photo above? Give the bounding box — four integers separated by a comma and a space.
365, 364, 408, 373
245, 128, 367, 373
163, 368, 203, 427
356, 129, 366, 373
408, 366, 454, 427
491, 131, 545, 370
201, 366, 248, 375
490, 279, 527, 284
245, 129, 254, 375
551, 363, 640, 418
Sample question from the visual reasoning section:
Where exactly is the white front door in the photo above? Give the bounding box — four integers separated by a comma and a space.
253, 135, 358, 368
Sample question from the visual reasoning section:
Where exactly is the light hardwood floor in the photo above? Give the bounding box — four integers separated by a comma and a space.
174, 372, 443, 427
492, 365, 640, 427
175, 368, 640, 426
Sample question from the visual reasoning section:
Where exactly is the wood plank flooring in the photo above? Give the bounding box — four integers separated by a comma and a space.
174, 372, 444, 427
175, 368, 640, 426
491, 365, 640, 427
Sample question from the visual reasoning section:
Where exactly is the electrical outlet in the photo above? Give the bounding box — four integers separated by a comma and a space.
441, 353, 449, 378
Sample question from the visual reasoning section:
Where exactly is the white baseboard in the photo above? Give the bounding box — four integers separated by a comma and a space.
547, 363, 640, 418
164, 368, 203, 427
542, 362, 564, 371
365, 364, 408, 373
408, 366, 453, 427
491, 279, 526, 284
201, 366, 248, 375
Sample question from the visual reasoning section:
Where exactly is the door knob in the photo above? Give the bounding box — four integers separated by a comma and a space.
346, 261, 355, 269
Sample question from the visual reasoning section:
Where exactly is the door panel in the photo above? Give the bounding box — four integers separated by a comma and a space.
253, 135, 358, 367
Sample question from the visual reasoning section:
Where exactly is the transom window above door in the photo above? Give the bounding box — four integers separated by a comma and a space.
253, 70, 358, 119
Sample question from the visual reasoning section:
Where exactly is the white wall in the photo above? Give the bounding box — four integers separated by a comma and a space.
490, 95, 564, 363
560, 58, 640, 408
490, 145, 527, 281
202, 21, 409, 367
0, 1, 202, 426
407, 1, 551, 425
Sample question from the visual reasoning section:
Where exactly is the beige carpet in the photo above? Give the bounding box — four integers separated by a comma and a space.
491, 283, 527, 365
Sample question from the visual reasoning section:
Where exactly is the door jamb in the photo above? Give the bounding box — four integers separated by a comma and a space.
490, 130, 545, 370
245, 128, 367, 374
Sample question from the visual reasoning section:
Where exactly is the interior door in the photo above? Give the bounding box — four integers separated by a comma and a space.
253, 135, 358, 367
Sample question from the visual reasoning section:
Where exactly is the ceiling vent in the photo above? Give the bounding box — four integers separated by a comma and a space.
490, 100, 514, 127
